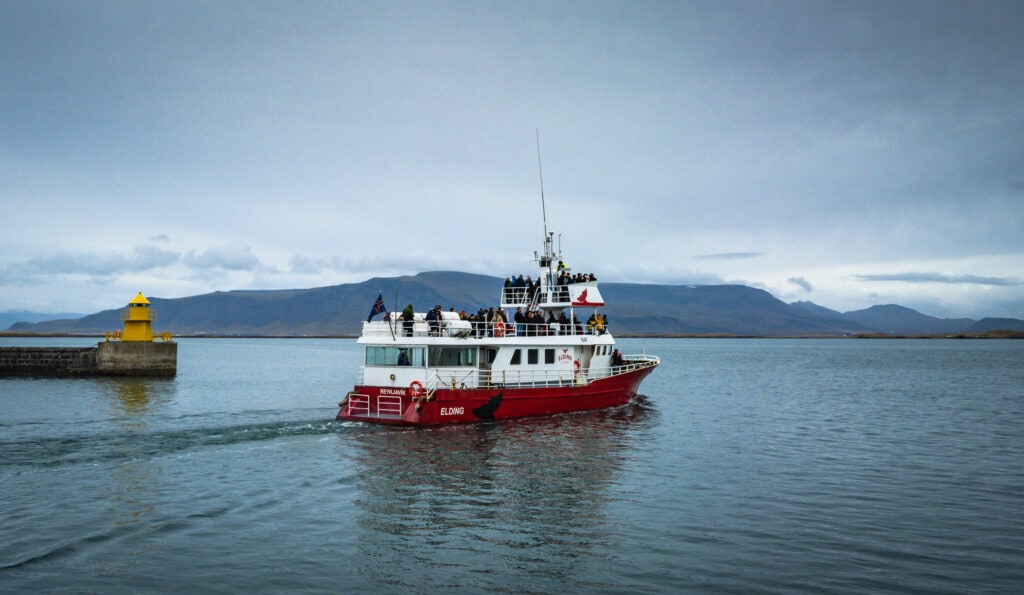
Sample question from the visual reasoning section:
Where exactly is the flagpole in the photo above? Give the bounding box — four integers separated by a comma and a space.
390, 289, 397, 341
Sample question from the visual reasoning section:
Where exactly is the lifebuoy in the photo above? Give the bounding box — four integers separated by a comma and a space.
494, 321, 505, 337
408, 380, 425, 398
573, 359, 586, 385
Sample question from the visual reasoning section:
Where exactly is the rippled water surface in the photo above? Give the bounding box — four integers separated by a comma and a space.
2, 337, 1022, 592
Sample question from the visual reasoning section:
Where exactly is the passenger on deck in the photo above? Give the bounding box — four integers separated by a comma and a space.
611, 349, 624, 369
401, 304, 415, 337
426, 305, 441, 336
473, 309, 484, 338
514, 307, 525, 336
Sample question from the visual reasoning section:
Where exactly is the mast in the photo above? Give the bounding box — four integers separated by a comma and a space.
535, 129, 556, 296
536, 129, 548, 245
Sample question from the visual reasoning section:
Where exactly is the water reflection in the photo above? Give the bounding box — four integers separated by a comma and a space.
340, 399, 658, 591
96, 377, 177, 571
101, 377, 176, 420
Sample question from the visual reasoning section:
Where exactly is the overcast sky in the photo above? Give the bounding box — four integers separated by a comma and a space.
2, 0, 1023, 320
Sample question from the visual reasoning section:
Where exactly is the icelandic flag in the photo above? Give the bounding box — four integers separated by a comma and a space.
367, 292, 387, 322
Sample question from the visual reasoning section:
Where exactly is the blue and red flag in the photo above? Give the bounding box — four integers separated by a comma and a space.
367, 292, 387, 322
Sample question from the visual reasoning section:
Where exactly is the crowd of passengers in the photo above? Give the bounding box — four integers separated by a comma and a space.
503, 262, 598, 303
390, 303, 607, 337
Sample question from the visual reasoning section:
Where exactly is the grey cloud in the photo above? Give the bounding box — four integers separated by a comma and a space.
22, 246, 178, 277
322, 254, 474, 276
788, 277, 813, 292
854, 272, 1021, 286
183, 244, 261, 271
288, 254, 322, 275
0, 245, 180, 286
698, 252, 764, 260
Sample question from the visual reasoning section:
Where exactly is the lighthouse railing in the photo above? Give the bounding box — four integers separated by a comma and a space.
121, 308, 158, 322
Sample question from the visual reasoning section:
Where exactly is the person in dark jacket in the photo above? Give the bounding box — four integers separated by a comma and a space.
401, 304, 415, 337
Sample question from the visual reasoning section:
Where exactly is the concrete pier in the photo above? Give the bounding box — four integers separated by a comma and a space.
0, 347, 98, 375
0, 342, 176, 376
97, 341, 177, 376
1, 292, 177, 377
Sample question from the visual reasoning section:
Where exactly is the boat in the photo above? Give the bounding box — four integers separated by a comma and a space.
336, 230, 660, 425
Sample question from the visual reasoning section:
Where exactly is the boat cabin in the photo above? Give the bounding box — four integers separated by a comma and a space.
357, 320, 617, 393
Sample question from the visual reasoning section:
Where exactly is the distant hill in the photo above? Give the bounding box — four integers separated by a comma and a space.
7, 272, 1023, 337
790, 301, 1011, 335
0, 311, 85, 330
841, 305, 976, 335
602, 284, 872, 335
7, 272, 498, 337
965, 318, 1024, 333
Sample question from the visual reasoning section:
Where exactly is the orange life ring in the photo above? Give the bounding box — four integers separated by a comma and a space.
408, 380, 425, 398
494, 321, 505, 337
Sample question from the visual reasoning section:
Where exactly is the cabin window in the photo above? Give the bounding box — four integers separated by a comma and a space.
545, 349, 555, 364
428, 347, 476, 367
510, 349, 521, 365
365, 346, 424, 367
527, 349, 539, 365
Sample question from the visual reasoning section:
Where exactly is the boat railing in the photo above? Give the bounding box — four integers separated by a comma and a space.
344, 393, 403, 418
423, 354, 659, 390
622, 354, 661, 369
500, 286, 578, 308
363, 319, 609, 339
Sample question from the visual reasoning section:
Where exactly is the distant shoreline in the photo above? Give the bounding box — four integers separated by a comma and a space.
2, 331, 1022, 340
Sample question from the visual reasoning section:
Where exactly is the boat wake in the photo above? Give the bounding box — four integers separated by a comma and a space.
0, 417, 363, 472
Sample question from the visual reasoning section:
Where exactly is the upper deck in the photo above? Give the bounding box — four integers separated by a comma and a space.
360, 312, 612, 344
499, 280, 605, 310
362, 230, 611, 345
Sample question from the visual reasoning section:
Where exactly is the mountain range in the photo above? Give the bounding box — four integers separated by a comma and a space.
5, 272, 1024, 337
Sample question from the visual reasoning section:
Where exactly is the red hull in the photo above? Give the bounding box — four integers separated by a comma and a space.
337, 364, 656, 425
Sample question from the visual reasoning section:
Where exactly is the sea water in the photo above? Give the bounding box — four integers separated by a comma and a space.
1, 337, 1022, 592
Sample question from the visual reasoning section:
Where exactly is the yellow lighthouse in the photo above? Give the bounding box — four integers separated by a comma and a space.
98, 292, 176, 375
120, 292, 156, 342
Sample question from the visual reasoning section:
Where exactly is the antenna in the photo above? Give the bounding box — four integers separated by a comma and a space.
535, 129, 548, 244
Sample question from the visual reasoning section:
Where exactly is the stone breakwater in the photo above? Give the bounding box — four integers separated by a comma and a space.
0, 342, 177, 376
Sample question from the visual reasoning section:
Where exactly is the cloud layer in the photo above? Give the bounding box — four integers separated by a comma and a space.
2, 2, 1023, 319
